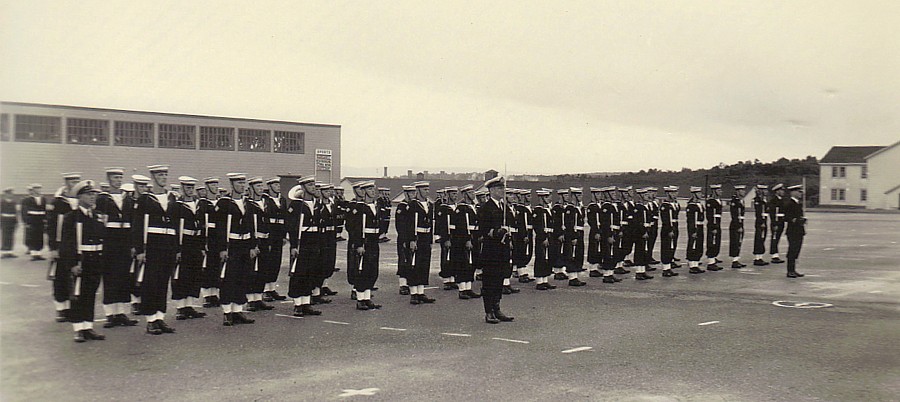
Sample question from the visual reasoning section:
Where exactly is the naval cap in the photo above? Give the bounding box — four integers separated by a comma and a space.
317, 183, 334, 190
121, 183, 135, 192
459, 184, 474, 192
147, 164, 169, 173
771, 183, 784, 191
105, 167, 125, 175
664, 186, 679, 192
359, 180, 376, 189
247, 177, 264, 185
131, 175, 151, 184
733, 184, 746, 190
619, 186, 632, 192
265, 178, 280, 185
203, 177, 220, 184
226, 173, 247, 181
756, 184, 768, 190
72, 180, 101, 195
484, 176, 504, 189
412, 181, 430, 188
690, 186, 703, 193
61, 172, 82, 180
297, 175, 316, 185
535, 189, 551, 196
402, 185, 416, 192
787, 184, 804, 191
569, 187, 583, 193
179, 176, 198, 185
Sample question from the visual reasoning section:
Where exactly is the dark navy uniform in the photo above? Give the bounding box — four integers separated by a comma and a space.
705, 196, 723, 266
262, 191, 288, 299
48, 186, 80, 319
531, 202, 553, 282
478, 195, 513, 321
434, 199, 454, 283
198, 192, 221, 306
20, 190, 47, 258
133, 190, 178, 322
394, 197, 414, 289
768, 192, 786, 262
408, 198, 434, 287
728, 193, 746, 262
1, 193, 18, 256
170, 195, 207, 317
96, 188, 135, 323
287, 197, 321, 299
60, 203, 105, 339
659, 198, 679, 267
450, 201, 479, 290
752, 188, 769, 263
784, 191, 806, 277
549, 197, 566, 276
685, 192, 706, 273
563, 200, 585, 276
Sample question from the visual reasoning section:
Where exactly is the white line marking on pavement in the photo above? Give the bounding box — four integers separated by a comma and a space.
739, 272, 761, 275
441, 333, 472, 337
0, 282, 10, 285
20, 284, 40, 287
868, 290, 883, 294
698, 321, 720, 326
822, 247, 835, 251
339, 388, 380, 397
424, 286, 438, 290
324, 320, 350, 325
805, 274, 822, 277
275, 314, 303, 319
561, 346, 593, 354
380, 327, 407, 331
492, 337, 530, 344
94, 319, 106, 322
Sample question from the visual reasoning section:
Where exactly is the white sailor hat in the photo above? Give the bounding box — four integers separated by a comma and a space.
226, 173, 247, 181
445, 186, 459, 192
62, 172, 82, 180
287, 184, 304, 200
105, 167, 125, 175
557, 189, 569, 194
535, 189, 551, 196
131, 175, 151, 184
412, 181, 431, 188
690, 186, 703, 193
635, 188, 648, 194
30, 183, 43, 189
99, 182, 110, 188
297, 175, 316, 185
318, 183, 335, 190
121, 183, 135, 192
179, 176, 198, 185
648, 187, 658, 192
474, 188, 489, 196
247, 177, 264, 185
3, 187, 14, 193
619, 186, 632, 192
265, 178, 280, 185
772, 183, 784, 191
756, 184, 768, 190
437, 188, 447, 194
734, 184, 746, 190
402, 185, 416, 192
359, 180, 376, 189
147, 164, 169, 173
171, 184, 181, 190
203, 177, 220, 184
787, 184, 804, 191
569, 187, 583, 194
505, 187, 516, 194
459, 184, 474, 192
378, 187, 390, 191
664, 186, 679, 192
710, 184, 722, 190
484, 176, 504, 189
590, 187, 603, 193
520, 189, 532, 194
72, 180, 101, 195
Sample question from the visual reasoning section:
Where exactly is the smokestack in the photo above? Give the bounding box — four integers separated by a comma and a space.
383, 166, 388, 178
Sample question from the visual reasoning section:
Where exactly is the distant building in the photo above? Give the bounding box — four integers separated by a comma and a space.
864, 141, 900, 210
818, 145, 886, 208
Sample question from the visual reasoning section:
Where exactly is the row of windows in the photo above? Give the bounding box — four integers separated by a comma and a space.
831, 166, 868, 179
830, 188, 867, 201
1, 114, 305, 153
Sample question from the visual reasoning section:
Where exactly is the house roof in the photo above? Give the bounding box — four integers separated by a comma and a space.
820, 146, 886, 164
864, 140, 900, 160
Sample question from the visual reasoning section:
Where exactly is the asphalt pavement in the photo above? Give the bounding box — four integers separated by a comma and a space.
1, 211, 898, 401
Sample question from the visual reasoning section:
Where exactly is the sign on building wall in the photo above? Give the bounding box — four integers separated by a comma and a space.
315, 149, 332, 171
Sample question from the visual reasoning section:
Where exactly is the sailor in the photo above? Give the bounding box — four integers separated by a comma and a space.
611, 187, 632, 276
393, 185, 417, 295
1, 187, 18, 259
245, 177, 275, 312
345, 181, 366, 298
47, 173, 82, 322
478, 176, 514, 324
450, 184, 481, 299
312, 182, 337, 305
213, 173, 259, 326
501, 188, 521, 293
334, 187, 348, 242
376, 187, 392, 242
686, 186, 706, 274
752, 184, 770, 266
658, 186, 681, 277
531, 189, 557, 289
21, 183, 47, 260
705, 184, 724, 271
513, 189, 535, 283
407, 181, 436, 304
199, 177, 223, 308
586, 187, 604, 278
616, 186, 636, 269
768, 183, 787, 264
564, 187, 587, 286
287, 176, 324, 317
262, 177, 289, 301
550, 189, 568, 280
351, 181, 383, 310
170, 176, 209, 320
128, 175, 151, 315
95, 167, 139, 328
646, 187, 661, 264
784, 185, 807, 278
729, 185, 748, 268
435, 187, 458, 290
472, 188, 490, 281
631, 188, 654, 280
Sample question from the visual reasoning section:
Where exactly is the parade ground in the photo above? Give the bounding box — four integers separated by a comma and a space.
1, 211, 898, 401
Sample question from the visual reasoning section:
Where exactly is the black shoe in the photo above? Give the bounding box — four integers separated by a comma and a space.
321, 287, 338, 296
131, 304, 141, 315
715, 258, 723, 263
589, 270, 602, 277
232, 312, 255, 324
103, 316, 118, 328
649, 259, 661, 264
731, 261, 745, 269
623, 260, 634, 267
83, 329, 106, 340
32, 255, 47, 261
518, 275, 535, 283
671, 263, 682, 268
494, 310, 514, 322
269, 291, 287, 301
602, 276, 619, 283
146, 321, 163, 335
418, 294, 436, 304
689, 267, 705, 274
399, 286, 410, 295
223, 313, 234, 326
707, 264, 723, 271
442, 282, 458, 290
292, 306, 304, 317
156, 320, 175, 333
614, 268, 631, 275
356, 301, 370, 310
351, 290, 357, 300
301, 305, 322, 315
787, 272, 805, 278
485, 313, 500, 324
73, 331, 87, 343
458, 291, 471, 300
365, 300, 382, 309
753, 260, 769, 266
410, 295, 422, 305
262, 293, 275, 302
1, 254, 16, 259
771, 257, 785, 264
311, 296, 332, 305
535, 283, 549, 290
674, 258, 682, 262
185, 307, 206, 319
246, 302, 260, 312
545, 283, 558, 289
568, 279, 587, 287
553, 272, 568, 280
635, 272, 654, 280
116, 314, 139, 326
465, 290, 482, 298
508, 285, 521, 293
209, 295, 221, 307
56, 309, 70, 323
336, 236, 346, 242
662, 270, 679, 277
646, 266, 657, 272
176, 307, 191, 320
203, 297, 215, 308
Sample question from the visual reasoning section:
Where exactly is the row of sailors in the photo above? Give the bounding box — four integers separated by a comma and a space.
32, 165, 806, 342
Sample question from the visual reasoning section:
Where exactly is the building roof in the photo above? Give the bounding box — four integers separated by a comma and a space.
864, 140, 900, 160
820, 146, 886, 164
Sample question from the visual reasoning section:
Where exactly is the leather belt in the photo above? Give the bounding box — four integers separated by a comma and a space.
182, 229, 201, 236
363, 228, 378, 234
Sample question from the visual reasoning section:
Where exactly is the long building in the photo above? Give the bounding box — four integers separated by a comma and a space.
0, 102, 341, 192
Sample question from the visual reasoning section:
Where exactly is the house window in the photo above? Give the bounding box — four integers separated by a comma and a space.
831, 189, 837, 200
274, 130, 304, 154
839, 167, 846, 178
838, 189, 846, 201
159, 124, 196, 149
832, 166, 838, 178
861, 166, 868, 179
14, 115, 61, 143
238, 128, 270, 152
199, 126, 234, 150
861, 189, 867, 202
114, 121, 154, 147
0, 114, 9, 141
67, 118, 109, 145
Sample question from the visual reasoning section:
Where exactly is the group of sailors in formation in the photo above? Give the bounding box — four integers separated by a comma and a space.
3, 165, 807, 342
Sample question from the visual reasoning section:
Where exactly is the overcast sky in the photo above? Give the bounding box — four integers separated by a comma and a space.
2, 1, 898, 176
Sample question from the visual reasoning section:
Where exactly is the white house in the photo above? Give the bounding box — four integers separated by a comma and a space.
864, 140, 900, 210
818, 146, 885, 207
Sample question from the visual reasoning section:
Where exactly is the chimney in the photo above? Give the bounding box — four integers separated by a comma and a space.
407, 170, 413, 179
383, 167, 388, 178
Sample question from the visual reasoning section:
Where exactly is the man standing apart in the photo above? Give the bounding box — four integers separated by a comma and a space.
21, 184, 47, 260
784, 185, 806, 278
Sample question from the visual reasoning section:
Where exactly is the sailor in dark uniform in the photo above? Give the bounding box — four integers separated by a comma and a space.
59, 180, 107, 342
752, 184, 770, 266
513, 189, 535, 283
478, 176, 514, 324
729, 185, 748, 269
351, 181, 383, 310
531, 189, 557, 290
784, 185, 806, 278
312, 182, 337, 304
95, 168, 139, 327
564, 187, 587, 286
48, 172, 81, 322
686, 186, 706, 274
501, 189, 521, 293
21, 184, 47, 260
450, 184, 481, 299
128, 175, 151, 315
245, 177, 275, 312
214, 173, 259, 326
262, 178, 289, 301
705, 184, 724, 271
646, 187, 661, 264
616, 186, 636, 269
376, 187, 392, 243
408, 181, 436, 304
768, 183, 787, 264
631, 188, 653, 280
394, 185, 417, 295
170, 176, 210, 320
610, 187, 631, 276
199, 177, 223, 308
658, 186, 680, 277
473, 188, 490, 281
287, 176, 324, 317
550, 189, 568, 280
1, 187, 18, 259
334, 187, 348, 242
345, 182, 365, 298
435, 187, 457, 290
586, 187, 604, 278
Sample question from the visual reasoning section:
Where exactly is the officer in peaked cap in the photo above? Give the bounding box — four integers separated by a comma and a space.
478, 176, 514, 323
784, 185, 806, 278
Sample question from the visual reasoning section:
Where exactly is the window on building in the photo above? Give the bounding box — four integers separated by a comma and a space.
67, 118, 109, 145
861, 189, 867, 202
839, 189, 846, 200
14, 115, 61, 143
273, 130, 304, 154
832, 166, 838, 178
861, 166, 868, 179
114, 121, 154, 147
199, 126, 234, 150
0, 114, 9, 141
159, 124, 196, 149
831, 189, 837, 200
839, 166, 846, 178
238, 128, 270, 152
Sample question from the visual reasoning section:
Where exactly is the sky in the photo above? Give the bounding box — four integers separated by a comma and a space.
2, 1, 899, 176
